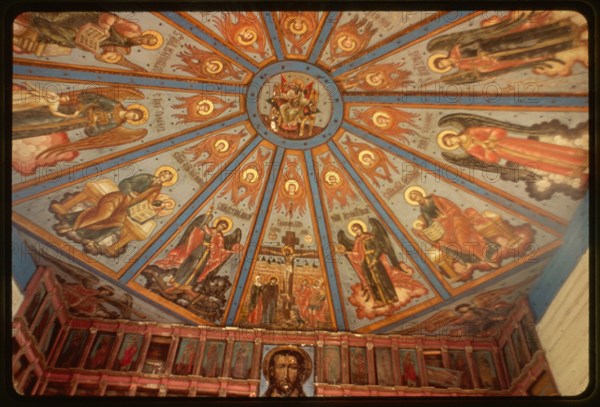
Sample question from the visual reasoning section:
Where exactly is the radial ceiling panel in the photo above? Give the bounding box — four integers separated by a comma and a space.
11, 9, 589, 334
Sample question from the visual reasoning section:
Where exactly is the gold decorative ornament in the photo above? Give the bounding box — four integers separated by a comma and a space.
125, 103, 149, 125
236, 28, 258, 46
358, 150, 376, 166
337, 35, 357, 51
427, 53, 453, 73
213, 216, 233, 233
437, 130, 460, 151
196, 99, 215, 116
141, 30, 164, 50
404, 185, 427, 205
205, 59, 224, 74
372, 111, 392, 129
347, 219, 368, 237
288, 18, 308, 35
154, 166, 178, 186
214, 139, 230, 152
242, 168, 259, 183
324, 171, 340, 184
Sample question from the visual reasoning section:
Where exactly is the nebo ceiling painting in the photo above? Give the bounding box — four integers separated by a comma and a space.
11, 9, 589, 336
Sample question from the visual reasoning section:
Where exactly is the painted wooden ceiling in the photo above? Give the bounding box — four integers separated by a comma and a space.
11, 10, 589, 335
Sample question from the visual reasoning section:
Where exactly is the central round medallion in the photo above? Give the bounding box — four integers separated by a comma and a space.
247, 61, 343, 149
259, 71, 332, 140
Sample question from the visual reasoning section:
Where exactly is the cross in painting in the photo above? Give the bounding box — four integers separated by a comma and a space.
280, 230, 300, 319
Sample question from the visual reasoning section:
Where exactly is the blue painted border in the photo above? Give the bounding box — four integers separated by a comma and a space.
304, 150, 346, 330
13, 115, 247, 202
12, 226, 196, 324
308, 12, 339, 63
328, 142, 450, 299
14, 65, 246, 94
120, 136, 263, 282
375, 243, 560, 334
331, 11, 473, 77
11, 226, 37, 290
225, 147, 284, 325
529, 191, 589, 321
246, 61, 343, 149
343, 94, 589, 108
342, 122, 566, 233
161, 12, 259, 73
263, 11, 285, 61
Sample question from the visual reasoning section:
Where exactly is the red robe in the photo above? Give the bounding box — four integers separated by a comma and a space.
403, 358, 418, 386
118, 343, 138, 370
449, 45, 546, 74
157, 226, 240, 284
416, 194, 491, 262
462, 126, 588, 177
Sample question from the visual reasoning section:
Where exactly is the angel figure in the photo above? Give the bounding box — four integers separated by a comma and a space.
336, 218, 427, 310
437, 113, 588, 200
183, 131, 244, 172
342, 138, 398, 187
38, 255, 146, 320
13, 82, 81, 118
13, 86, 149, 159
154, 208, 243, 286
219, 150, 271, 209
426, 11, 588, 84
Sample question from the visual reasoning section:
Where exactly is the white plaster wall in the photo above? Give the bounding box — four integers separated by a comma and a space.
537, 250, 589, 396
12, 278, 24, 318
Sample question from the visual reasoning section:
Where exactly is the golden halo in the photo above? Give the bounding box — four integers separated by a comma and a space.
155, 166, 178, 186
412, 219, 425, 230
214, 139, 230, 152
236, 28, 257, 46
427, 53, 453, 74
347, 219, 367, 237
281, 244, 295, 257
205, 59, 224, 74
284, 179, 299, 192
213, 216, 233, 233
262, 345, 313, 385
99, 52, 122, 64
304, 234, 314, 244
156, 194, 176, 216
358, 150, 376, 166
288, 18, 308, 35
125, 103, 149, 125
365, 72, 384, 87
324, 170, 340, 184
196, 99, 215, 116
337, 35, 357, 51
437, 130, 460, 151
140, 30, 164, 50
404, 186, 426, 205
242, 168, 259, 183
372, 111, 392, 130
